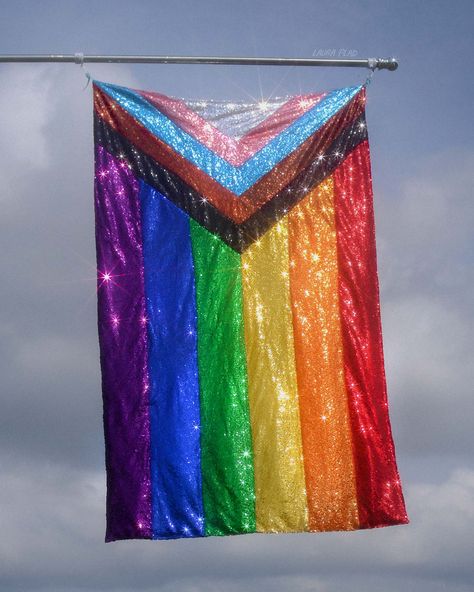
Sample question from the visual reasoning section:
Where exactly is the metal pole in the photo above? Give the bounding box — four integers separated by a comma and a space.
0, 54, 398, 70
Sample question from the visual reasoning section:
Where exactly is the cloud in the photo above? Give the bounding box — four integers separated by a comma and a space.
0, 64, 140, 470
371, 150, 474, 459
0, 65, 53, 190
0, 327, 103, 468
0, 456, 473, 591
377, 149, 474, 308
383, 294, 474, 458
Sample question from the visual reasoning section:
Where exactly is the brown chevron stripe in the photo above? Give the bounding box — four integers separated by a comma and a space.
237, 129, 368, 247
94, 86, 365, 224
95, 110, 367, 252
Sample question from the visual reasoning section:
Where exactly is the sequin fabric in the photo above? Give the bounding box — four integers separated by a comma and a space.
93, 80, 408, 541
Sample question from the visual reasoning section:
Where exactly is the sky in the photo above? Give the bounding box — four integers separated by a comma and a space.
0, 0, 473, 590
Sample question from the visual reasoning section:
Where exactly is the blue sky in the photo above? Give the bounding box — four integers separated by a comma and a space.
0, 1, 473, 590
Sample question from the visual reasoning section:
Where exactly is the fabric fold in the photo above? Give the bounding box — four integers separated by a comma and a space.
93, 80, 408, 542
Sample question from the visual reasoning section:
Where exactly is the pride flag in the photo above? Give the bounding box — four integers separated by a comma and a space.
93, 80, 408, 542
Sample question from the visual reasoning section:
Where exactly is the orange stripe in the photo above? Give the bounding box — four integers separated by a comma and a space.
288, 177, 359, 531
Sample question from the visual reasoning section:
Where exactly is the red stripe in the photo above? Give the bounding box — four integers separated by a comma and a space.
333, 141, 409, 528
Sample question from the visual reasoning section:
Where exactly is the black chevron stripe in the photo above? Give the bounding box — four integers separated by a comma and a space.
94, 112, 367, 253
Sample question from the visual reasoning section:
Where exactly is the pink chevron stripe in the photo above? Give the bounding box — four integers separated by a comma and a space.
138, 90, 326, 166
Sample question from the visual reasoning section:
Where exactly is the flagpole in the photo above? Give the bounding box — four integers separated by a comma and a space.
0, 54, 398, 70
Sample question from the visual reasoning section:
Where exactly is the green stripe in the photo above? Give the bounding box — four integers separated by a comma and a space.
190, 221, 256, 535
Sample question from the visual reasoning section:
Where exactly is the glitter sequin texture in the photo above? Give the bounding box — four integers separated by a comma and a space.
93, 80, 409, 542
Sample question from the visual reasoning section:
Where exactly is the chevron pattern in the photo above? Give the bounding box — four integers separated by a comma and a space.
94, 81, 368, 252
93, 80, 408, 542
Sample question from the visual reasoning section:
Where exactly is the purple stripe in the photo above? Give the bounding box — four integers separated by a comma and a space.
94, 145, 152, 541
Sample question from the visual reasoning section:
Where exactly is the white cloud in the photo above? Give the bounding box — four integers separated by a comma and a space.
0, 65, 53, 181
377, 149, 474, 301
373, 150, 474, 457
382, 293, 474, 455
0, 63, 142, 469
0, 458, 473, 591
0, 62, 139, 205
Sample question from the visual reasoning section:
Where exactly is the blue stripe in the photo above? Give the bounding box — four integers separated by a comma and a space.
96, 81, 361, 195
139, 180, 204, 539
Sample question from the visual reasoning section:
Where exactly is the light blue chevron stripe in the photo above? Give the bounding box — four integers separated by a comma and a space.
96, 81, 361, 196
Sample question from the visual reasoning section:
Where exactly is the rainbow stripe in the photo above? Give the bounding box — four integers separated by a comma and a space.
93, 81, 408, 542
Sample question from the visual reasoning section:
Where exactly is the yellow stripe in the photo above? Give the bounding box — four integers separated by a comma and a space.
241, 219, 308, 532
288, 177, 359, 530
